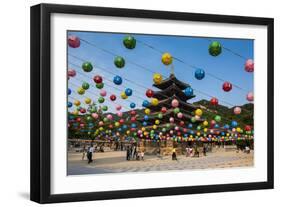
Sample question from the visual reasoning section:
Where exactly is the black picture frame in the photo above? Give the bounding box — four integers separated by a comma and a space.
30, 3, 274, 204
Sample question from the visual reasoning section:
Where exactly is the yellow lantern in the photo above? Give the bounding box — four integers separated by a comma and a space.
203, 120, 208, 126
145, 108, 151, 115
74, 100, 81, 106
204, 128, 208, 132
153, 73, 163, 84
195, 109, 203, 116
141, 127, 146, 131
99, 127, 104, 131
77, 87, 85, 95
153, 125, 157, 129
115, 122, 120, 127
161, 52, 173, 65
126, 130, 130, 135
236, 127, 241, 133
197, 132, 201, 136
155, 120, 160, 125
151, 98, 159, 106
73, 110, 79, 115
121, 91, 128, 99
84, 97, 91, 104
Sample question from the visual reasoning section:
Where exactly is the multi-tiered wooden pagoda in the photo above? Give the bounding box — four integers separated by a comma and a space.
139, 73, 204, 155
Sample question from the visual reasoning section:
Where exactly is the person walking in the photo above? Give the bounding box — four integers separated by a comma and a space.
87, 144, 94, 164
172, 148, 177, 160
82, 145, 86, 160
126, 146, 130, 160
203, 145, 207, 156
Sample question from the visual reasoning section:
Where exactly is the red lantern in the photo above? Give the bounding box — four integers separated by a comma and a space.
110, 94, 116, 101
244, 125, 252, 131
130, 110, 136, 116
210, 97, 218, 106
93, 75, 103, 84
119, 119, 125, 124
131, 116, 136, 122
80, 108, 86, 113
161, 107, 167, 113
76, 117, 81, 122
146, 89, 154, 98
222, 82, 232, 92
180, 121, 185, 126
68, 35, 80, 48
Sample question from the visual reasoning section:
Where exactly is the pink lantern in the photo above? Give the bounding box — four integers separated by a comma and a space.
170, 130, 174, 134
91, 113, 99, 119
100, 89, 107, 97
68, 35, 80, 48
177, 112, 183, 119
117, 111, 123, 117
106, 114, 113, 120
171, 99, 179, 108
138, 130, 142, 135
245, 59, 254, 72
247, 92, 254, 102
175, 126, 179, 131
234, 107, 242, 115
116, 105, 122, 111
67, 69, 76, 77
98, 121, 104, 126
169, 117, 174, 123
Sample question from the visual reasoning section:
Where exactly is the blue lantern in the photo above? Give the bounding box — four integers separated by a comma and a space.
142, 121, 147, 126
142, 100, 150, 107
144, 115, 149, 121
68, 88, 71, 95
184, 87, 193, 96
67, 102, 73, 108
195, 69, 205, 80
130, 102, 136, 108
188, 123, 193, 128
125, 88, 133, 96
231, 120, 238, 128
113, 75, 123, 85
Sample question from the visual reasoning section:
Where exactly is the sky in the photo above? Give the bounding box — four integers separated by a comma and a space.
67, 31, 254, 113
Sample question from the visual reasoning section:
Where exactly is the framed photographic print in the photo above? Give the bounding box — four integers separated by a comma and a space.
30, 3, 274, 203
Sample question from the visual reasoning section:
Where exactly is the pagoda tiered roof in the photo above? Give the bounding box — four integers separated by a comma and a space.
153, 74, 190, 90
153, 83, 195, 101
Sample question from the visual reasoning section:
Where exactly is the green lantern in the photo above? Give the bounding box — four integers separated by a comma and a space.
123, 35, 136, 49
209, 41, 222, 56
102, 105, 108, 111
96, 82, 104, 89
114, 56, 125, 68
82, 82, 90, 90
214, 115, 221, 122
173, 107, 180, 114
158, 113, 163, 119
82, 61, 93, 72
98, 97, 105, 103
89, 106, 97, 113
191, 117, 196, 123
86, 116, 92, 122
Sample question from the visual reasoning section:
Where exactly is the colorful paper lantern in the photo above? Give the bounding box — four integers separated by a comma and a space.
245, 59, 254, 72
161, 52, 173, 65
222, 81, 232, 92
209, 41, 222, 56
123, 35, 136, 49
195, 69, 205, 80
82, 62, 93, 72
114, 56, 125, 68
68, 35, 80, 48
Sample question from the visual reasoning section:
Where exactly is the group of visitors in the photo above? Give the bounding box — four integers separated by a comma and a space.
185, 145, 208, 158
126, 145, 144, 161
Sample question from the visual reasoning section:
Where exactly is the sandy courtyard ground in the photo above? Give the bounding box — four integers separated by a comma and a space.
67, 149, 254, 175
